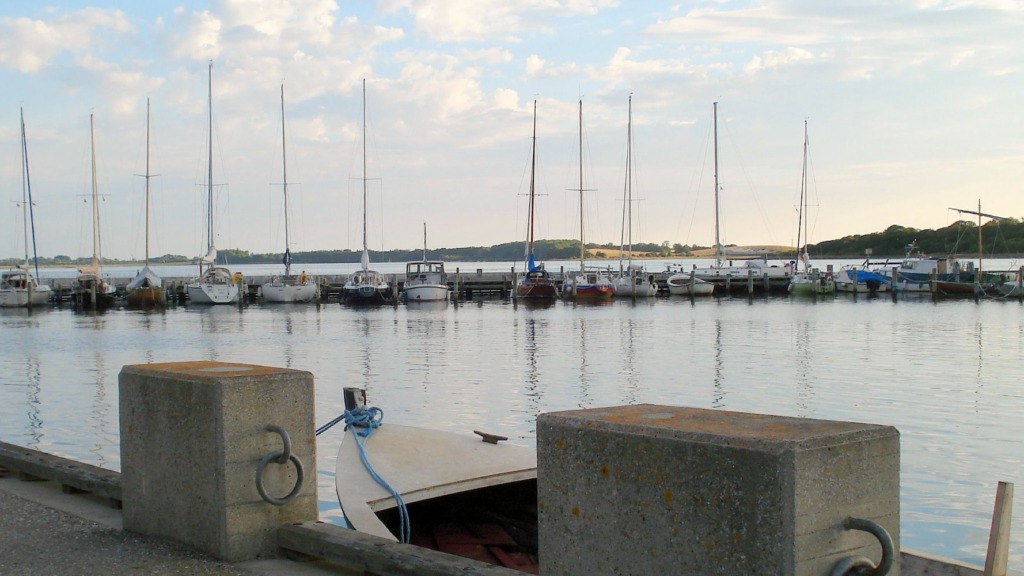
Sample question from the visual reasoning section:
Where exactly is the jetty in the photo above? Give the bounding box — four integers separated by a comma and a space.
43, 264, 810, 304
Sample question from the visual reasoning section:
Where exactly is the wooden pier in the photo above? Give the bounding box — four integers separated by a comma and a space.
44, 265, 801, 305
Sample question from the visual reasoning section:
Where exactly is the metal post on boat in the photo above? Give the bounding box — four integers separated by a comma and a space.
343, 387, 366, 411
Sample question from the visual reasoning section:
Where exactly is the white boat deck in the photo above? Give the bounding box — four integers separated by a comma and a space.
335, 423, 537, 541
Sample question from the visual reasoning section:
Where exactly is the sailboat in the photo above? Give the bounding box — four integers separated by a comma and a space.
940, 202, 1005, 297
72, 113, 117, 310
788, 120, 835, 296
341, 78, 392, 305
186, 61, 242, 305
514, 100, 560, 300
262, 85, 320, 303
562, 100, 613, 301
401, 223, 449, 303
0, 109, 53, 308
689, 102, 795, 294
612, 94, 657, 298
125, 98, 167, 309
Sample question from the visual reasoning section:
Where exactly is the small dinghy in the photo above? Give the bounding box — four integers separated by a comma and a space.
333, 388, 539, 573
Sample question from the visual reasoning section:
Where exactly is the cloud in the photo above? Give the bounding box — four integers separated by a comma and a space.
525, 54, 546, 76
744, 47, 816, 75
591, 46, 692, 89
379, 0, 617, 42
169, 10, 222, 61
0, 8, 135, 73
646, 6, 834, 46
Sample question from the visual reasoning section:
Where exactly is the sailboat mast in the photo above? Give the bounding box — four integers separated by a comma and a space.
796, 120, 808, 271
625, 94, 633, 271
528, 99, 537, 259
20, 110, 40, 279
578, 99, 585, 271
618, 93, 634, 272
948, 202, 1005, 281
19, 110, 29, 266
422, 222, 427, 261
207, 61, 214, 261
977, 198, 983, 277
362, 78, 368, 270
144, 98, 151, 267
713, 102, 721, 268
281, 84, 291, 276
90, 113, 102, 270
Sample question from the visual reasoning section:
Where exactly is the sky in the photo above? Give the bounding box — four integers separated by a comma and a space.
1, 1, 1022, 262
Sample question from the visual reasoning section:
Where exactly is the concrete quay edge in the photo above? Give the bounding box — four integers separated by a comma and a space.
0, 472, 355, 576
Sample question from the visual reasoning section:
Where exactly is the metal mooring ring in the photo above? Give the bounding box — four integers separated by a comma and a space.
255, 425, 304, 506
830, 517, 894, 576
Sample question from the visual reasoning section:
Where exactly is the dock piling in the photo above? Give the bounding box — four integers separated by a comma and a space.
537, 405, 901, 575
119, 361, 317, 561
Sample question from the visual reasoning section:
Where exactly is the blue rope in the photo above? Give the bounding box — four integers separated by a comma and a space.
315, 412, 346, 436
341, 406, 411, 544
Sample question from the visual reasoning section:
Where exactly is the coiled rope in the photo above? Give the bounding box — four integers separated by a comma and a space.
324, 406, 410, 544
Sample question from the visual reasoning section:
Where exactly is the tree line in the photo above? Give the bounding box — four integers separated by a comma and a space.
6, 219, 1022, 267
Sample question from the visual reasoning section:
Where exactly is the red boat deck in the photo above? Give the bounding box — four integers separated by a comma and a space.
413, 521, 539, 574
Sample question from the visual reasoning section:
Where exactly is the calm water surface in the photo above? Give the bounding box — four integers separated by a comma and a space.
1, 263, 1022, 569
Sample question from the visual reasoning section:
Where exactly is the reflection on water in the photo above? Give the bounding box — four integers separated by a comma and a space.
711, 320, 725, 409
88, 351, 112, 468
24, 355, 42, 448
0, 297, 1022, 569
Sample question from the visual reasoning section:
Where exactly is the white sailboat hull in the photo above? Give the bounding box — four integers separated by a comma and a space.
261, 276, 319, 303
187, 283, 240, 304
612, 265, 658, 297
0, 286, 52, 307
788, 272, 836, 296
1, 269, 51, 307
612, 279, 658, 297
187, 267, 241, 304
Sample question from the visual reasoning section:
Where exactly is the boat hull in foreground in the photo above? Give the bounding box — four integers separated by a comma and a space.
335, 422, 538, 571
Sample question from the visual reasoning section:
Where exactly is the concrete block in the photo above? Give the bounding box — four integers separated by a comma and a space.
119, 361, 317, 561
537, 404, 900, 576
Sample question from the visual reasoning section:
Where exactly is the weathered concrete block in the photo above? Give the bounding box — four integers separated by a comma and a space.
119, 361, 317, 561
537, 405, 899, 576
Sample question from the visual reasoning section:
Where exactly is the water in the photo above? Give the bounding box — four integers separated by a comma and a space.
2, 260, 1023, 570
